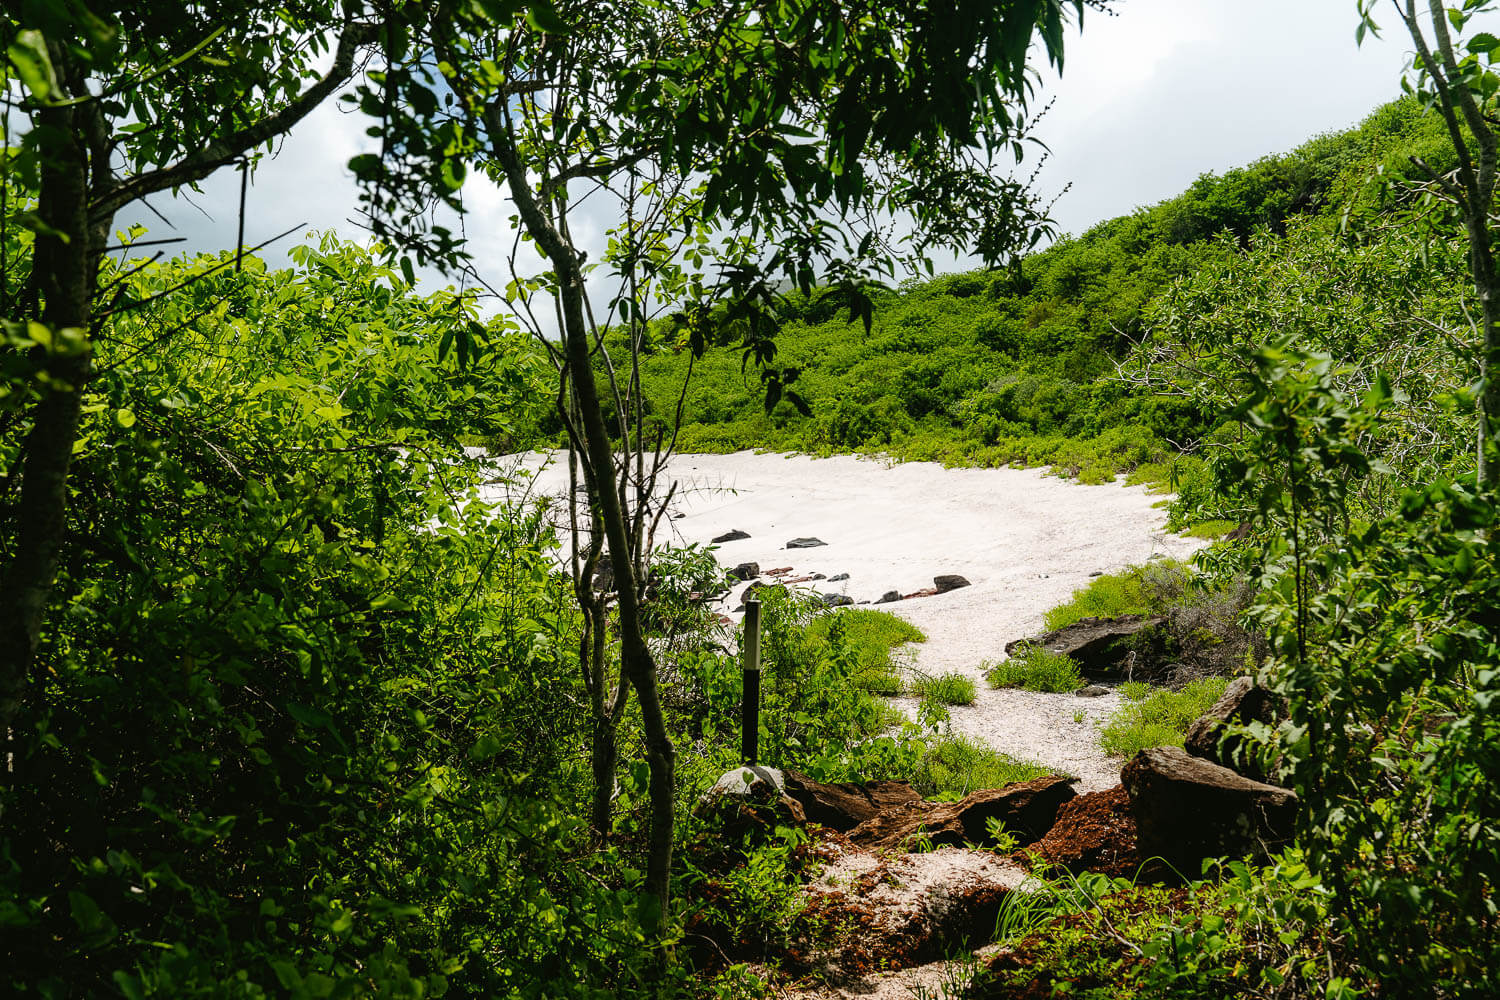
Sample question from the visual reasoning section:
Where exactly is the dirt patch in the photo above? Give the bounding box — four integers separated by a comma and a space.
1019, 784, 1142, 879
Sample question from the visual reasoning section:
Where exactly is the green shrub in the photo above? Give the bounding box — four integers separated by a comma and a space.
985, 646, 1084, 692
1100, 676, 1229, 757
852, 668, 905, 696
913, 735, 1053, 798
913, 671, 978, 705
1043, 559, 1192, 630
803, 608, 924, 673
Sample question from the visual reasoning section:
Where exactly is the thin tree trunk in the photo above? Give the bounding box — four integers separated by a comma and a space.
0, 82, 95, 739
488, 120, 676, 924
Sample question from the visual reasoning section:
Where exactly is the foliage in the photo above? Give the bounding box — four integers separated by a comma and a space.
913, 671, 978, 706
0, 242, 685, 998
976, 852, 1350, 999
984, 646, 1085, 693
615, 98, 1469, 500
802, 608, 923, 695
1042, 561, 1191, 630
911, 735, 1053, 800
1099, 677, 1230, 758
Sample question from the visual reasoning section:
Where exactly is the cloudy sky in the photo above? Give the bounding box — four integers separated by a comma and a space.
148, 0, 1420, 297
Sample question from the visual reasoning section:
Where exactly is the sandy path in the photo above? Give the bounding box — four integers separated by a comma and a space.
485, 451, 1206, 791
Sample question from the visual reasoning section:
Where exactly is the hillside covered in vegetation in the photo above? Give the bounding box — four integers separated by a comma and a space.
621, 97, 1473, 508
5, 1, 1500, 998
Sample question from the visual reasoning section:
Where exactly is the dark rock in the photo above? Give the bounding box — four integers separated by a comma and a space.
728, 561, 760, 582
1004, 615, 1166, 679
739, 581, 764, 605
1122, 746, 1297, 873
1089, 571, 1104, 577
1075, 685, 1111, 697
712, 529, 751, 543
808, 572, 826, 581
821, 593, 854, 607
933, 574, 971, 593
786, 537, 827, 549
828, 573, 849, 582
1183, 676, 1281, 778
848, 775, 1076, 852
1224, 522, 1253, 541
782, 771, 923, 831
874, 590, 903, 604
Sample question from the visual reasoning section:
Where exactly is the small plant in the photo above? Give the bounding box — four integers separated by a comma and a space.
1072, 709, 1086, 724
1043, 559, 1192, 630
908, 949, 983, 999
852, 668, 904, 696
804, 608, 925, 673
984, 645, 1084, 692
1100, 676, 1229, 757
913, 734, 1054, 798
913, 671, 978, 706
983, 815, 1020, 853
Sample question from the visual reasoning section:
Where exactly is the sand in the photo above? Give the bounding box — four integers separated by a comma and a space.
482, 450, 1206, 792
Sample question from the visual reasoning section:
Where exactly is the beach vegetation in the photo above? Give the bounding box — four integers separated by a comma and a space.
913, 671, 979, 706
1099, 677, 1230, 757
985, 646, 1086, 692
915, 735, 1053, 799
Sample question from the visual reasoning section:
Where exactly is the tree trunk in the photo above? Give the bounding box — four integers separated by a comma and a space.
0, 85, 96, 740
489, 113, 676, 931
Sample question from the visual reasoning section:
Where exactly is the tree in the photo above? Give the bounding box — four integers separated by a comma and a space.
0, 1, 384, 742
1358, 0, 1500, 486
355, 0, 1096, 927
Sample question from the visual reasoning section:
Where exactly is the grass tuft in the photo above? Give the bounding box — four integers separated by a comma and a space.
913, 671, 978, 706
1100, 676, 1229, 757
1042, 559, 1192, 631
985, 645, 1084, 692
914, 734, 1056, 799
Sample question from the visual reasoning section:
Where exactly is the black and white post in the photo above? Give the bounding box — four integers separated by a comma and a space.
741, 598, 762, 766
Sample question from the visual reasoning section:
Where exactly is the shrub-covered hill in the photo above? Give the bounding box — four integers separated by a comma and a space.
615, 97, 1460, 483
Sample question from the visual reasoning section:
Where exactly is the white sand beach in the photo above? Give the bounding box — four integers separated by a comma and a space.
485, 451, 1206, 790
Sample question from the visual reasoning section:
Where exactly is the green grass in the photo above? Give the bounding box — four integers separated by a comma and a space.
1183, 519, 1239, 539
984, 645, 1084, 692
913, 671, 978, 706
1100, 676, 1230, 758
806, 608, 924, 666
804, 608, 924, 697
852, 669, 905, 696
1042, 559, 1191, 631
913, 734, 1056, 799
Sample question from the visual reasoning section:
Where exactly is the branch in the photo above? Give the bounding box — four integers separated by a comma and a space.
540, 152, 649, 196
1400, 0, 1484, 208
90, 20, 382, 224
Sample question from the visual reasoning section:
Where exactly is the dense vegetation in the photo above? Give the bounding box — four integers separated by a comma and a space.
617, 96, 1472, 497
4, 0, 1500, 997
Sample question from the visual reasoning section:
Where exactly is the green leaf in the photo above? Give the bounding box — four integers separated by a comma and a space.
7, 30, 59, 103
525, 0, 571, 34
371, 593, 412, 612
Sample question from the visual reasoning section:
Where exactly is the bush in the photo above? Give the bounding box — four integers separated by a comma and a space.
1100, 677, 1229, 757
913, 671, 978, 705
913, 735, 1054, 799
1043, 559, 1192, 631
985, 646, 1084, 692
